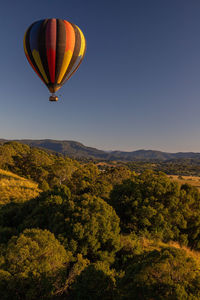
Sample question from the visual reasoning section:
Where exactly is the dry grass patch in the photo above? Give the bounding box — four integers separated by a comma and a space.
168, 175, 200, 191
0, 169, 40, 205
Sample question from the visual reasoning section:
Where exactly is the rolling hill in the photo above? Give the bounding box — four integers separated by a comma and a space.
1, 139, 200, 161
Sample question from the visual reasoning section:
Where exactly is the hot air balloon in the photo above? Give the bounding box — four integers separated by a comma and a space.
23, 18, 86, 101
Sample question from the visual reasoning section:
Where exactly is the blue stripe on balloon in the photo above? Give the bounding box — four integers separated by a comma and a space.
29, 20, 43, 52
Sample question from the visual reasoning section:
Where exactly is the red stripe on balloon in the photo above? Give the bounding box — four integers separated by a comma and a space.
46, 19, 57, 83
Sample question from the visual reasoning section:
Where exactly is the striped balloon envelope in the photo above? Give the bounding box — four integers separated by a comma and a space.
23, 18, 86, 101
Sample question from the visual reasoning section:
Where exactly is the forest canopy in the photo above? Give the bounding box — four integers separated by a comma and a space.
1, 142, 200, 299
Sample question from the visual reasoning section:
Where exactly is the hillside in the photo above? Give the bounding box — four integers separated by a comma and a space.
1, 139, 200, 161
1, 143, 200, 298
0, 139, 106, 159
0, 169, 40, 205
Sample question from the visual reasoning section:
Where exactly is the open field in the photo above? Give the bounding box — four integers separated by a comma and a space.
0, 169, 40, 205
168, 175, 200, 191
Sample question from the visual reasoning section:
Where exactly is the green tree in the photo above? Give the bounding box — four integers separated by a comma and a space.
118, 247, 200, 299
70, 261, 117, 300
109, 170, 200, 248
0, 142, 29, 169
0, 228, 70, 300
21, 189, 121, 263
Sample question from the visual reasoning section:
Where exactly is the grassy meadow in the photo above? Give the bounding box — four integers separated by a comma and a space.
0, 169, 40, 205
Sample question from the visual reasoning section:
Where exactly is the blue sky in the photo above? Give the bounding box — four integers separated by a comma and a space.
1, 0, 200, 152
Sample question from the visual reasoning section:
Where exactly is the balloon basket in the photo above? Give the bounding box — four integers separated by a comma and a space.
49, 94, 58, 102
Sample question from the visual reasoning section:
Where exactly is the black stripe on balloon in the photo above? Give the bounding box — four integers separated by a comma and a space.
60, 23, 81, 84
66, 33, 86, 82
38, 19, 51, 83
55, 19, 66, 83
25, 22, 46, 84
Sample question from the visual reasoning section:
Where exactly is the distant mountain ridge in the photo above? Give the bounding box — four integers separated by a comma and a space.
1, 138, 200, 161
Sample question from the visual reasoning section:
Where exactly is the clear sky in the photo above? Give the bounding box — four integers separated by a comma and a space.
1, 0, 200, 152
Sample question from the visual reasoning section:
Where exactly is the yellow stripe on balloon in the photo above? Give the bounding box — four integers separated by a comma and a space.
76, 26, 86, 57
23, 30, 28, 55
32, 49, 49, 84
57, 50, 73, 84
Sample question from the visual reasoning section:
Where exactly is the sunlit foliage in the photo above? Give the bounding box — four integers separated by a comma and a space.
0, 142, 200, 299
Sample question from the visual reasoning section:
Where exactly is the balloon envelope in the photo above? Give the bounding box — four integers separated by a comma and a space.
23, 18, 86, 93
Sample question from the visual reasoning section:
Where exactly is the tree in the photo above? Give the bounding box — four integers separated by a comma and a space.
118, 247, 200, 299
0, 228, 70, 299
21, 190, 121, 263
70, 261, 117, 300
109, 170, 200, 248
